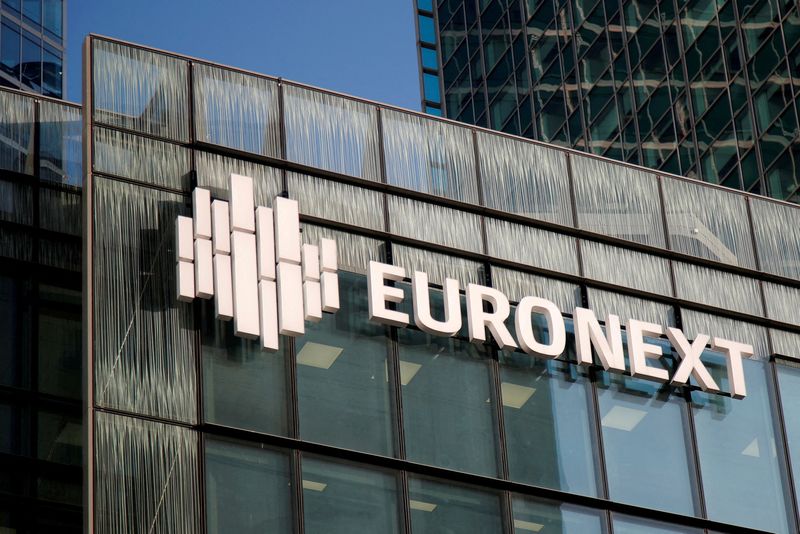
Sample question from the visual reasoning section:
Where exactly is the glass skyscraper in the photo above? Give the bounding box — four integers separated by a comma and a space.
1, 0, 65, 98
415, 0, 800, 201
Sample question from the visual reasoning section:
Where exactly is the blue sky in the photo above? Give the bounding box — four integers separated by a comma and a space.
66, 0, 421, 110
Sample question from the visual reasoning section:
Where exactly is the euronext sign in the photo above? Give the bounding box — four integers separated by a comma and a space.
178, 175, 753, 399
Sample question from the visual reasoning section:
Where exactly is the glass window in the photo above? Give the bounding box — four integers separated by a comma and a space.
776, 361, 800, 513
21, 31, 41, 91
2, 0, 20, 13
692, 355, 793, 533
512, 496, 605, 533
597, 360, 698, 516
1, 22, 21, 81
296, 272, 395, 456
421, 47, 438, 70
0, 401, 22, 455
500, 319, 599, 496
37, 284, 80, 398
302, 455, 401, 534
0, 274, 30, 388
42, 48, 62, 98
613, 514, 702, 533
37, 411, 81, 465
419, 15, 436, 44
423, 72, 441, 103
400, 326, 499, 476
408, 477, 503, 533
201, 300, 289, 436
22, 0, 40, 25
42, 0, 62, 38
205, 439, 292, 534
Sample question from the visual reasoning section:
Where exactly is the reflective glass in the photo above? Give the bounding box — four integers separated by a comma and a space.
421, 47, 438, 70
1, 22, 20, 81
512, 496, 605, 533
419, 15, 436, 44
0, 274, 30, 388
776, 361, 800, 512
20, 31, 40, 91
201, 300, 288, 436
205, 439, 292, 534
400, 328, 499, 476
408, 477, 503, 533
42, 48, 61, 98
296, 273, 394, 456
692, 355, 793, 532
613, 514, 701, 533
42, 0, 62, 38
22, 0, 40, 24
39, 102, 81, 185
500, 325, 599, 496
597, 366, 698, 515
302, 456, 400, 534
37, 411, 81, 465
37, 284, 80, 398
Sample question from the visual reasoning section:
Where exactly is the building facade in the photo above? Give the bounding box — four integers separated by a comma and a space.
1, 0, 65, 99
0, 85, 82, 531
415, 0, 800, 202
76, 35, 800, 534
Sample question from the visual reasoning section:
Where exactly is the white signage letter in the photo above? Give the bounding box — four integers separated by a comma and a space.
626, 319, 668, 381
412, 271, 461, 336
711, 337, 752, 399
466, 284, 517, 349
368, 261, 409, 327
574, 307, 625, 371
666, 329, 720, 394
514, 296, 565, 358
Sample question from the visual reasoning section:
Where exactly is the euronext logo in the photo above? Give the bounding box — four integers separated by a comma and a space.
175, 174, 340, 351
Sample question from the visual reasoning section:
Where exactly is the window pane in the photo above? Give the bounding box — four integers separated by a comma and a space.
613, 514, 702, 533
22, 0, 40, 23
1, 22, 20, 81
21, 32, 41, 91
296, 272, 394, 456
205, 439, 292, 534
512, 496, 605, 533
37, 284, 80, 398
42, 0, 62, 38
39, 102, 81, 186
0, 274, 30, 388
500, 325, 599, 496
408, 477, 503, 533
201, 301, 289, 436
382, 109, 479, 204
37, 410, 81, 465
776, 361, 800, 514
419, 15, 436, 44
598, 366, 698, 515
692, 356, 793, 532
42, 49, 62, 98
423, 72, 440, 102
421, 47, 438, 70
400, 328, 499, 476
302, 456, 401, 534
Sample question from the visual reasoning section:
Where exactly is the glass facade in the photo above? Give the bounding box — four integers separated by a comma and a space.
0, 86, 81, 531
81, 35, 800, 534
419, 0, 800, 203
0, 0, 64, 98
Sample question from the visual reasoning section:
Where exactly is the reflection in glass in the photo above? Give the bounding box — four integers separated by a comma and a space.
201, 300, 288, 436
500, 317, 598, 496
512, 496, 605, 533
0, 275, 29, 388
776, 362, 800, 513
597, 357, 698, 515
39, 102, 81, 185
0, 90, 34, 175
205, 439, 292, 534
297, 272, 394, 456
302, 455, 400, 534
692, 355, 792, 532
37, 284, 80, 398
613, 514, 701, 533
408, 477, 503, 533
1, 22, 20, 81
400, 328, 499, 476
37, 411, 81, 465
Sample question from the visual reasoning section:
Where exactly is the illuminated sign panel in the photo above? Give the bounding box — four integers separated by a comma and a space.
177, 174, 753, 398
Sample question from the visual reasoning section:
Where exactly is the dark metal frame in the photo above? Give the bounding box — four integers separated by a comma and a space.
83, 33, 800, 534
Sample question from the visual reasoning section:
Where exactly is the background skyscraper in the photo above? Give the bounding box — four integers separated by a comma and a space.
0, 0, 65, 98
415, 0, 800, 202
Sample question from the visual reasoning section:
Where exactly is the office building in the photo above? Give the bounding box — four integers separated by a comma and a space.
1, 0, 65, 98
0, 85, 82, 531
71, 35, 800, 533
415, 0, 800, 201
